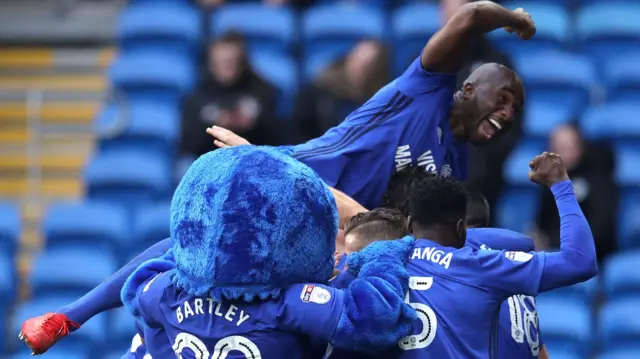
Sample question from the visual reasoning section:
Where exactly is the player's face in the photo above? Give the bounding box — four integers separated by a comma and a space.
468, 80, 524, 146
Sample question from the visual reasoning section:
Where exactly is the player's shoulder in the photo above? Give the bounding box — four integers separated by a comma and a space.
396, 55, 457, 95
466, 228, 536, 252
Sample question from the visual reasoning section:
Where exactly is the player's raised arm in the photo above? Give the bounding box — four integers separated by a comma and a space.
421, 1, 536, 73
476, 152, 597, 298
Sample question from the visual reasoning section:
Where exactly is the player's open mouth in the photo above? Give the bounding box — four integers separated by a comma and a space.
479, 117, 501, 140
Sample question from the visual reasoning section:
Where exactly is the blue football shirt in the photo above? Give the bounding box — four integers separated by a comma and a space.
132, 269, 344, 359
466, 229, 544, 359
292, 56, 468, 209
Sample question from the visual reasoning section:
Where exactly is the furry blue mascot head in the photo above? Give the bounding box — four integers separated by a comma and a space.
171, 146, 338, 302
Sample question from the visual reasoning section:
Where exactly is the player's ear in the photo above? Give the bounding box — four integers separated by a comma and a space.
406, 216, 413, 233
456, 218, 466, 243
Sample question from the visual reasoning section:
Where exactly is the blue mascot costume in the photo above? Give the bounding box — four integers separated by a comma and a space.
122, 146, 416, 358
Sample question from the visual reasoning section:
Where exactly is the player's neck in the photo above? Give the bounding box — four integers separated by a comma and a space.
449, 93, 468, 141
413, 225, 460, 249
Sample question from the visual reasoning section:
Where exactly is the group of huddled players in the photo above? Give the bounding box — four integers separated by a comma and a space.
18, 2, 598, 358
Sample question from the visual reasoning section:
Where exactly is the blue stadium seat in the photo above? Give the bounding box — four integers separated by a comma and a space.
12, 296, 107, 353
302, 4, 384, 61
303, 50, 342, 81
618, 191, 640, 249
581, 103, 640, 141
112, 308, 137, 346
250, 52, 298, 117
0, 253, 16, 308
536, 296, 592, 356
43, 201, 128, 253
133, 202, 170, 254
604, 251, 640, 298
576, 3, 640, 64
95, 100, 180, 157
496, 188, 539, 233
598, 349, 640, 359
514, 51, 596, 114
84, 150, 172, 208
489, 3, 569, 55
109, 51, 195, 103
614, 144, 640, 187
10, 352, 86, 359
316, 0, 390, 10
503, 141, 545, 186
391, 3, 440, 76
0, 201, 19, 255
211, 4, 295, 55
603, 52, 640, 103
546, 353, 581, 359
29, 248, 117, 298
118, 1, 201, 54
600, 297, 640, 351
523, 100, 573, 138
538, 277, 599, 305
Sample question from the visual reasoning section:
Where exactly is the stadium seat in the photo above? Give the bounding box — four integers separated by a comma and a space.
250, 52, 298, 117
598, 349, 640, 359
604, 251, 640, 298
95, 100, 180, 157
0, 201, 19, 255
618, 191, 640, 249
495, 188, 539, 233
503, 141, 545, 186
391, 3, 440, 76
546, 353, 581, 359
0, 253, 16, 308
536, 296, 592, 356
523, 100, 573, 138
12, 296, 107, 353
29, 248, 117, 298
211, 4, 295, 55
84, 150, 173, 208
603, 52, 640, 103
614, 144, 640, 187
538, 277, 599, 305
112, 308, 137, 346
43, 201, 128, 253
581, 103, 640, 141
489, 3, 569, 55
576, 3, 640, 64
302, 4, 384, 61
132, 202, 170, 254
109, 51, 195, 103
10, 352, 86, 359
514, 51, 596, 114
600, 297, 640, 351
118, 1, 201, 54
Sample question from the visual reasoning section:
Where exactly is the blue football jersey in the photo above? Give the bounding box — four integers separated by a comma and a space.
291, 56, 468, 209
394, 237, 547, 359
466, 229, 544, 359
132, 269, 344, 359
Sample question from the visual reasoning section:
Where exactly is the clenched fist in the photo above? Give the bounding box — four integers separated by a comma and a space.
505, 8, 536, 40
528, 152, 569, 187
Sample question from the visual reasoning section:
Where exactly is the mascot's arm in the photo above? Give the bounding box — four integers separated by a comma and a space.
276, 238, 416, 353
121, 259, 175, 328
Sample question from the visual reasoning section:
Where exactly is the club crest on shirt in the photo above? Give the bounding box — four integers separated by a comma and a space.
440, 164, 452, 178
300, 284, 331, 304
505, 251, 533, 262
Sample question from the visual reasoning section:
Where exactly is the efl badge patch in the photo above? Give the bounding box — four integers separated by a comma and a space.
300, 284, 331, 304
505, 251, 533, 263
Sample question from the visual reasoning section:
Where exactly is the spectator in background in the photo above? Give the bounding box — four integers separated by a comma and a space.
441, 0, 522, 224
534, 123, 617, 263
179, 31, 281, 160
294, 39, 390, 141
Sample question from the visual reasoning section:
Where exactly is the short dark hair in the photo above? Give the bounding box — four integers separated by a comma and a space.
382, 167, 431, 216
344, 208, 409, 252
463, 183, 490, 228
408, 174, 468, 228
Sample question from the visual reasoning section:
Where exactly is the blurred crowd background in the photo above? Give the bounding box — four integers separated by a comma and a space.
0, 0, 639, 358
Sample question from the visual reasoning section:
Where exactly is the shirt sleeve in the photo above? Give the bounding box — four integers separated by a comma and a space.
129, 271, 169, 328
395, 56, 457, 95
471, 249, 547, 298
275, 283, 345, 342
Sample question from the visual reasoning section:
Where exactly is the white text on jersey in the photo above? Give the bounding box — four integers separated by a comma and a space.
395, 145, 438, 173
176, 298, 251, 326
417, 150, 437, 173
410, 247, 452, 269
395, 145, 412, 171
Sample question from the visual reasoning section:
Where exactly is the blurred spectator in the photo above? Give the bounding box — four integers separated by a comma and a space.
295, 39, 390, 141
442, 0, 522, 223
179, 31, 281, 159
534, 123, 617, 263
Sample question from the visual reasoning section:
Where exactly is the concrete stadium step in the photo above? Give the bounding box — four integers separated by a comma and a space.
0, 100, 101, 124
0, 153, 86, 172
0, 177, 83, 199
0, 47, 114, 71
0, 74, 106, 92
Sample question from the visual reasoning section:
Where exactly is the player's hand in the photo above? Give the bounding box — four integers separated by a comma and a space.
528, 152, 569, 187
504, 8, 536, 40
206, 126, 251, 148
